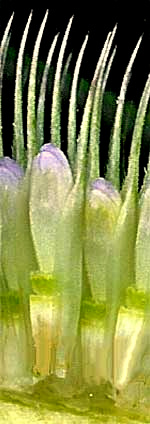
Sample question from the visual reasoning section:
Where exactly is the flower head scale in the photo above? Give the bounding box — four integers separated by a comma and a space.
0, 12, 150, 413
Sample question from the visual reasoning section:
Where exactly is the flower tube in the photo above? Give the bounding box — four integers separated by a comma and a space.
82, 178, 121, 384
0, 157, 37, 387
29, 143, 74, 377
112, 72, 150, 391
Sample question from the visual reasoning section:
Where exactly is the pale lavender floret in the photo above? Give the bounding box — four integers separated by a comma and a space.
0, 157, 24, 186
29, 142, 73, 274
91, 177, 120, 201
39, 143, 70, 169
34, 152, 60, 173
34, 143, 72, 176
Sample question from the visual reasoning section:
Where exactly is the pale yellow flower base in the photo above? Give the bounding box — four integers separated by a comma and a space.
0, 402, 143, 424
0, 399, 149, 424
0, 378, 150, 424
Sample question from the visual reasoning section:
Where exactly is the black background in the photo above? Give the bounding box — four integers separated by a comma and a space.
1, 0, 150, 184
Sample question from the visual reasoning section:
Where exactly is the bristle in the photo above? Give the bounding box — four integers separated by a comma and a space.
13, 11, 33, 167
51, 16, 74, 148
37, 33, 59, 150
0, 13, 14, 156
67, 34, 88, 173
27, 10, 49, 168
106, 36, 143, 190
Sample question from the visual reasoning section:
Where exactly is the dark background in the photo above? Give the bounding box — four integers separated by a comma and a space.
1, 0, 150, 184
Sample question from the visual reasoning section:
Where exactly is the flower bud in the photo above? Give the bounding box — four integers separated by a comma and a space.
84, 177, 122, 302
0, 157, 25, 292
29, 143, 73, 274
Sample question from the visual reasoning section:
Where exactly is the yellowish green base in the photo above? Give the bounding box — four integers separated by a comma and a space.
0, 377, 150, 423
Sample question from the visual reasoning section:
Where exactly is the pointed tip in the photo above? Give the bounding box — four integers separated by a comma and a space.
68, 15, 74, 27
111, 23, 117, 36
8, 11, 14, 26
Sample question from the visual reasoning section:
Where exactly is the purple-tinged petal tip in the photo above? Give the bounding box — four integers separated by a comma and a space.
33, 143, 73, 184
91, 178, 120, 202
0, 157, 24, 186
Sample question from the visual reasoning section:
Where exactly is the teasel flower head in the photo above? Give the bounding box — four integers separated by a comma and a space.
0, 10, 150, 416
